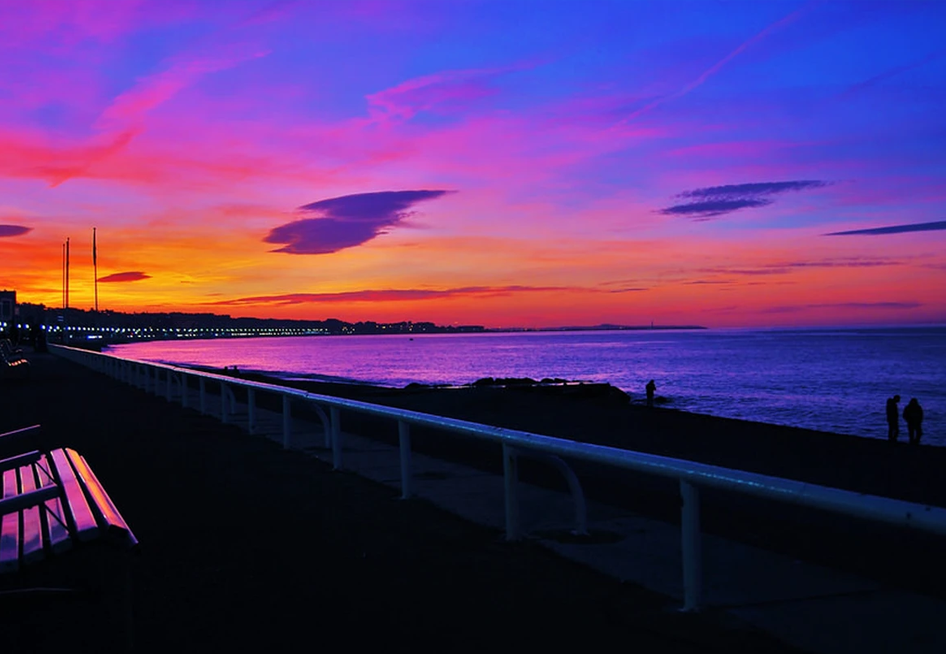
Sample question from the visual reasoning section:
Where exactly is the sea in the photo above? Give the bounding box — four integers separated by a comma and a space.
107, 327, 946, 446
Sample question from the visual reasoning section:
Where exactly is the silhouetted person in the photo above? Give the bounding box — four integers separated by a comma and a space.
35, 325, 47, 353
903, 398, 923, 446
646, 379, 656, 408
886, 395, 900, 442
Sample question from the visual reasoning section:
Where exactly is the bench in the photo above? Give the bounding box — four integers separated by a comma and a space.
0, 445, 138, 649
0, 338, 29, 380
0, 447, 137, 571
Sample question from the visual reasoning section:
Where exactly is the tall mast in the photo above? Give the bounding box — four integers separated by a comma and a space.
65, 237, 70, 309
93, 227, 99, 312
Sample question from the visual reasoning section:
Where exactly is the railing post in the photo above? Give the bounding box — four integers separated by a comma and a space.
398, 420, 412, 500
180, 374, 188, 408
680, 480, 703, 612
330, 407, 342, 470
166, 369, 172, 401
221, 383, 229, 424
199, 378, 206, 414
282, 396, 292, 449
503, 444, 520, 541
248, 389, 256, 434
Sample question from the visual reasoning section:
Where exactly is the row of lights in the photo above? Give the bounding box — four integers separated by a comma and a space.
0, 322, 329, 336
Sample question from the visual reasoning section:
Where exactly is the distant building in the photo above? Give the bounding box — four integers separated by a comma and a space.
0, 290, 15, 326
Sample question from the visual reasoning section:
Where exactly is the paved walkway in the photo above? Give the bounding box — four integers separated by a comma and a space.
147, 357, 946, 654
7, 350, 946, 653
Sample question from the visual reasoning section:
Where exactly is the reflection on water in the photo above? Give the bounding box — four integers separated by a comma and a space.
110, 327, 946, 445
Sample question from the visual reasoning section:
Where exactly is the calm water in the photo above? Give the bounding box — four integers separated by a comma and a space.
109, 327, 946, 445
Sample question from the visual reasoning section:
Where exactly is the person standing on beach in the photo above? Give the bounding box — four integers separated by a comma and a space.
646, 379, 656, 408
886, 395, 900, 442
903, 398, 924, 445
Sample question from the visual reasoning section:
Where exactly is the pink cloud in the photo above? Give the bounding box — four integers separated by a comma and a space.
98, 48, 271, 130
0, 128, 139, 187
367, 67, 513, 121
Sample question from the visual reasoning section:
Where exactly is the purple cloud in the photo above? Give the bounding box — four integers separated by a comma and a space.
661, 180, 829, 220
824, 220, 946, 236
98, 271, 150, 282
0, 224, 31, 238
264, 190, 453, 254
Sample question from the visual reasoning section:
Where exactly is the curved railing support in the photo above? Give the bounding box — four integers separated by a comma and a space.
502, 447, 588, 540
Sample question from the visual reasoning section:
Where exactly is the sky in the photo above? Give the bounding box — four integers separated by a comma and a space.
1, 0, 945, 329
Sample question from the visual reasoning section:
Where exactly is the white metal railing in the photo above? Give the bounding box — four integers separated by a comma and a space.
50, 344, 946, 612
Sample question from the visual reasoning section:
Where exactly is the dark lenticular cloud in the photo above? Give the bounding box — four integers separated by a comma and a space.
265, 190, 453, 254
824, 220, 946, 236
98, 271, 150, 283
660, 180, 829, 220
0, 224, 32, 237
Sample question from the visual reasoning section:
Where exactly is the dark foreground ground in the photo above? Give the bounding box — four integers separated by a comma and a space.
1, 352, 805, 653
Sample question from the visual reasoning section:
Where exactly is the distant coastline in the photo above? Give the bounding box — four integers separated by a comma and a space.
504, 324, 707, 332
12, 301, 705, 344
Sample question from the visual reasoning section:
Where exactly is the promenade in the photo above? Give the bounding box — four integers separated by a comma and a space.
4, 350, 946, 652
1, 351, 800, 653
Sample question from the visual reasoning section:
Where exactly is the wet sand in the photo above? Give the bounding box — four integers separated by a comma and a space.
0, 352, 806, 653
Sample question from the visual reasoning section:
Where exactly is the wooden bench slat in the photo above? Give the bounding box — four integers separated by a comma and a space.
18, 465, 45, 563
50, 449, 100, 542
0, 468, 20, 573
65, 450, 137, 545
38, 455, 72, 554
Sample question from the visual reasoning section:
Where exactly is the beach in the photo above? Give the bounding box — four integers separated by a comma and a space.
1, 351, 812, 653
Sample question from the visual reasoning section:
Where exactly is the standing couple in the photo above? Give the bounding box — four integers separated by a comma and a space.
886, 395, 924, 445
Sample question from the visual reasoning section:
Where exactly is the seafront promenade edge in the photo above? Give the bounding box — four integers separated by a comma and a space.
0, 351, 810, 653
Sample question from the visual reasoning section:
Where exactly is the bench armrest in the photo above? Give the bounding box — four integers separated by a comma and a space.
0, 450, 43, 473
0, 425, 41, 441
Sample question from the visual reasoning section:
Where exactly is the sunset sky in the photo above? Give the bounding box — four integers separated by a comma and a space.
1, 0, 944, 328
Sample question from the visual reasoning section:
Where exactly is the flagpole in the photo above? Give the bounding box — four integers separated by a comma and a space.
65, 237, 70, 310
93, 227, 99, 312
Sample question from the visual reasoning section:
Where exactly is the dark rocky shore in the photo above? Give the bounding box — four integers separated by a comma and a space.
2, 352, 807, 653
